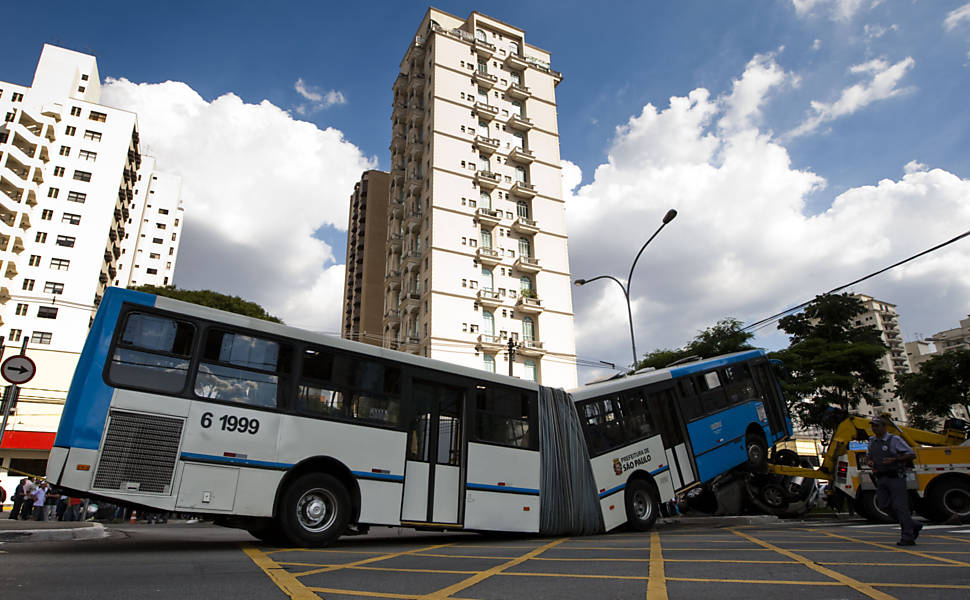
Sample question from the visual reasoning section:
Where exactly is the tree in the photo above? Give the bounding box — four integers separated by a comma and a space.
895, 350, 970, 430
636, 318, 755, 370
770, 294, 889, 430
130, 285, 283, 324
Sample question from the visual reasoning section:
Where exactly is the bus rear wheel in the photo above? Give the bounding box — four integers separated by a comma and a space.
625, 478, 659, 531
279, 473, 351, 547
746, 433, 768, 472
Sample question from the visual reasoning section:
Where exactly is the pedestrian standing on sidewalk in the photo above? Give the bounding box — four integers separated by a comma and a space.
868, 416, 922, 546
19, 478, 37, 520
9, 478, 28, 519
30, 481, 49, 521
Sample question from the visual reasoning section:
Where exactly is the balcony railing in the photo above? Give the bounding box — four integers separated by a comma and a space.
474, 136, 500, 153
475, 170, 500, 189
511, 181, 536, 199
507, 83, 532, 100
477, 247, 501, 264
508, 114, 534, 131
475, 102, 498, 119
512, 216, 539, 234
477, 289, 503, 305
509, 146, 535, 164
475, 207, 502, 226
472, 71, 498, 88
515, 256, 541, 272
516, 296, 543, 313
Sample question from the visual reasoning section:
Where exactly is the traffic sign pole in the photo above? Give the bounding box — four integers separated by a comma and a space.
0, 338, 30, 450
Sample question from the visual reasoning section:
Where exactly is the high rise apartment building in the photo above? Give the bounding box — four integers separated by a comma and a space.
343, 170, 390, 347
0, 44, 183, 480
342, 9, 578, 387
850, 294, 910, 422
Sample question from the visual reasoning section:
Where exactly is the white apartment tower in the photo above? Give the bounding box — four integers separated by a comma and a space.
0, 45, 182, 481
365, 8, 577, 387
850, 294, 910, 422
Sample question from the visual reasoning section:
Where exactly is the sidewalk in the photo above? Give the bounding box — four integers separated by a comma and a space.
0, 512, 107, 543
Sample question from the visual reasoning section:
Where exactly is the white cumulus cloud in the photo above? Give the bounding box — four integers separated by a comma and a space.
101, 78, 375, 331
293, 77, 347, 115
792, 0, 873, 21
944, 2, 970, 31
788, 56, 915, 138
564, 56, 970, 378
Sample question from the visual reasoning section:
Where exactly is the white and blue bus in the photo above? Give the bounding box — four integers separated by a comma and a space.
48, 287, 791, 545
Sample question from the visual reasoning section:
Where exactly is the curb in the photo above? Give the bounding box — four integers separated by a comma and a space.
0, 523, 107, 543
658, 515, 780, 528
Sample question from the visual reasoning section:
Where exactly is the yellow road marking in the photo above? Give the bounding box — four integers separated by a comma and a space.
731, 529, 894, 600
416, 537, 568, 599
278, 562, 479, 575
871, 582, 970, 590
270, 548, 388, 555
295, 541, 457, 577
306, 587, 414, 599
502, 571, 648, 580
666, 577, 843, 586
241, 544, 320, 600
814, 529, 970, 567
648, 530, 668, 600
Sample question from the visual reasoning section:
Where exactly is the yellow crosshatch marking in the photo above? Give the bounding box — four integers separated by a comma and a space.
243, 525, 970, 600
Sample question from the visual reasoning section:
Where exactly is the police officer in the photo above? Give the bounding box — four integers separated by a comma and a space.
868, 416, 922, 545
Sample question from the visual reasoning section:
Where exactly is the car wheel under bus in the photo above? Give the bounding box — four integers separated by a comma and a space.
279, 472, 351, 547
855, 490, 895, 523
625, 478, 660, 531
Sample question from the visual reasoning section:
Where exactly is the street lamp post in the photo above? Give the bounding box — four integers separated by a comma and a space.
574, 209, 677, 368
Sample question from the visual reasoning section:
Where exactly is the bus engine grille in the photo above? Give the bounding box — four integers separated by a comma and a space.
93, 410, 184, 494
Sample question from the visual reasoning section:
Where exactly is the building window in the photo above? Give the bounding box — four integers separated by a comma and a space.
522, 317, 535, 342
518, 237, 531, 258
22, 279, 35, 291
59, 146, 71, 156
72, 170, 92, 182
15, 303, 28, 316
35, 232, 47, 243
53, 166, 65, 177
50, 258, 70, 271
149, 252, 160, 259
41, 209, 53, 220
81, 74, 89, 81
483, 310, 495, 336
524, 359, 537, 382
28, 255, 41, 267
89, 111, 107, 122
159, 208, 169, 215
44, 282, 64, 294
156, 223, 166, 229
146, 268, 158, 274
70, 107, 82, 116
47, 188, 59, 198
78, 86, 86, 93
67, 191, 86, 203
8, 329, 22, 342
37, 306, 58, 319
65, 125, 76, 136
78, 149, 97, 161
484, 354, 496, 373
83, 130, 102, 141
4, 113, 13, 123
30, 331, 53, 345
11, 92, 24, 102
62, 213, 81, 225
152, 237, 163, 244
55, 235, 76, 248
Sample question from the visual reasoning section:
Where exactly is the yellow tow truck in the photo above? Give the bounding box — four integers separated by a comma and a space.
767, 413, 970, 522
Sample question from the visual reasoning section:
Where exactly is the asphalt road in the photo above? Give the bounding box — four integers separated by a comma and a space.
2, 519, 969, 599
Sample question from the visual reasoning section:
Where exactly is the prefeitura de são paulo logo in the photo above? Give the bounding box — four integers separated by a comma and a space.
613, 458, 623, 475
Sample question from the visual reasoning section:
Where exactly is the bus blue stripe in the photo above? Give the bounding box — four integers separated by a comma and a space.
180, 452, 293, 470
598, 466, 669, 499
669, 349, 765, 378
466, 482, 540, 495
54, 288, 157, 450
353, 470, 405, 483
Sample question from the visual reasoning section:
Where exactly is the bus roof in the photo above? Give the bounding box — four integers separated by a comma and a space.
104, 287, 540, 393
566, 349, 767, 402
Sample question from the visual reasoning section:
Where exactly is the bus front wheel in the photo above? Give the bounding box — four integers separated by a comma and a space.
625, 478, 659, 531
745, 433, 768, 472
280, 473, 351, 547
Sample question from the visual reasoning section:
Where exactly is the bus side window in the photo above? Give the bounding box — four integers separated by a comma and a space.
677, 379, 703, 421
472, 387, 536, 449
108, 312, 195, 393
724, 364, 757, 405
622, 391, 655, 440
297, 348, 346, 418
195, 330, 292, 408
350, 361, 401, 427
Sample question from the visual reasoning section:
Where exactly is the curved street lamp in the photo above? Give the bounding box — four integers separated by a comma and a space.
574, 209, 677, 368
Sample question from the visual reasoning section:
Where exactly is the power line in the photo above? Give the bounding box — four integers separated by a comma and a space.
742, 228, 970, 333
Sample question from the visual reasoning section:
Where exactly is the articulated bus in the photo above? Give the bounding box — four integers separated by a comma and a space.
48, 288, 791, 545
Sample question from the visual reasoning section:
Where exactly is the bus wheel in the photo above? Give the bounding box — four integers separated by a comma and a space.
625, 478, 659, 531
928, 479, 970, 522
280, 473, 351, 547
856, 491, 894, 523
745, 434, 768, 472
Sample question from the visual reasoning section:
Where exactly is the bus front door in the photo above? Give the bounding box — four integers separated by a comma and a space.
402, 381, 464, 526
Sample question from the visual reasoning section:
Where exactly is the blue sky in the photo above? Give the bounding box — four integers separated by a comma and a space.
7, 1, 970, 376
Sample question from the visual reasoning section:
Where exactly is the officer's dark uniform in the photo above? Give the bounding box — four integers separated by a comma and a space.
867, 418, 922, 545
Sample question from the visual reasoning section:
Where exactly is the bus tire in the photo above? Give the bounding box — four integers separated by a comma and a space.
745, 433, 768, 472
279, 473, 351, 547
856, 491, 894, 523
625, 478, 659, 531
927, 478, 970, 522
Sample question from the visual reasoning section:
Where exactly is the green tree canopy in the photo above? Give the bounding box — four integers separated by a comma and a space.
770, 293, 888, 430
130, 285, 283, 324
636, 318, 755, 370
895, 349, 970, 430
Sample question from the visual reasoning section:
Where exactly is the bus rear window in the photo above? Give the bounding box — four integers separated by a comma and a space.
108, 312, 195, 393
195, 329, 291, 408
